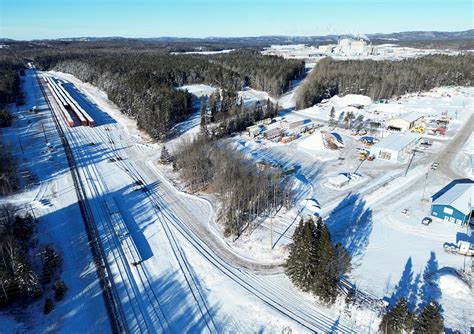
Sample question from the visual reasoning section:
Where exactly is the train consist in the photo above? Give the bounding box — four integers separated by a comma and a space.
44, 76, 95, 127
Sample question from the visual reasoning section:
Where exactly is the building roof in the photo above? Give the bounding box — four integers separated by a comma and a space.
399, 111, 425, 123
432, 183, 473, 215
372, 132, 420, 152
328, 174, 350, 186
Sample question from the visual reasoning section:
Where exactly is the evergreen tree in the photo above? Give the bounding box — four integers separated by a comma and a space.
329, 107, 336, 127
379, 297, 414, 334
285, 218, 319, 293
414, 301, 444, 334
43, 298, 54, 314
160, 146, 172, 164
285, 217, 351, 304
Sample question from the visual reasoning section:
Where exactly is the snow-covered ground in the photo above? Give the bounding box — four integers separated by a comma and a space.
0, 69, 382, 333
227, 86, 474, 332
4, 65, 472, 332
453, 131, 474, 178
0, 69, 110, 333
170, 49, 235, 55
262, 43, 464, 61
177, 83, 217, 98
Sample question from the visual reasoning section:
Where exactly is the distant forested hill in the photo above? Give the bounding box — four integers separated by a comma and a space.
296, 54, 474, 109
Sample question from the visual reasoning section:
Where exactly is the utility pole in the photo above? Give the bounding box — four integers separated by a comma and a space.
270, 217, 273, 250
42, 122, 48, 144
18, 136, 24, 154
421, 172, 429, 202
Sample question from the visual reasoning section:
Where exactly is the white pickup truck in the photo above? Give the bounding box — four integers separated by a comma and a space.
444, 241, 474, 256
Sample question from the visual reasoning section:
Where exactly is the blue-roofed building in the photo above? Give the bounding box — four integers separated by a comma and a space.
431, 183, 473, 225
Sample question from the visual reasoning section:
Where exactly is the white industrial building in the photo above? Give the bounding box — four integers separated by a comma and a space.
370, 133, 420, 162
280, 118, 307, 130
386, 112, 425, 132
337, 37, 372, 56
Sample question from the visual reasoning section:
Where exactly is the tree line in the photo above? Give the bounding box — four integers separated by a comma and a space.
380, 297, 444, 333
0, 60, 23, 194
0, 205, 67, 311
296, 54, 474, 109
198, 91, 279, 138
0, 59, 23, 127
30, 49, 303, 139
167, 135, 293, 237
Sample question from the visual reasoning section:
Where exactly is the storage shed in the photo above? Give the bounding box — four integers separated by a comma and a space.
263, 127, 282, 140
370, 133, 420, 162
386, 112, 425, 132
280, 118, 306, 130
328, 174, 350, 188
431, 183, 473, 225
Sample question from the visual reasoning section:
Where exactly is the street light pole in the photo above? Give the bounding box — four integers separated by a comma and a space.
422, 172, 429, 202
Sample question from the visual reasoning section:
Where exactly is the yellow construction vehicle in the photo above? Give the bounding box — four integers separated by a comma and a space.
358, 149, 370, 161
410, 126, 425, 134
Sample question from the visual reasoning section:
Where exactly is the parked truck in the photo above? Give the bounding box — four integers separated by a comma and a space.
443, 241, 474, 256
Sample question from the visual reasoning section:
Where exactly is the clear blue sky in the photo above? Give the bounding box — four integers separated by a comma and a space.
1, 0, 472, 40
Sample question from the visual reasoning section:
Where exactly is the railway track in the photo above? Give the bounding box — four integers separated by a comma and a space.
34, 70, 126, 333
79, 124, 213, 333
42, 72, 366, 332
43, 70, 170, 333
69, 125, 169, 333
95, 125, 356, 333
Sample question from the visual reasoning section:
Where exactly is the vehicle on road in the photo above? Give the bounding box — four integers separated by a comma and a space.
422, 217, 432, 225
431, 162, 439, 170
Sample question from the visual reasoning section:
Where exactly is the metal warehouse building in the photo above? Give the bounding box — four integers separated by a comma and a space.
431, 183, 473, 225
370, 132, 420, 162
386, 111, 425, 132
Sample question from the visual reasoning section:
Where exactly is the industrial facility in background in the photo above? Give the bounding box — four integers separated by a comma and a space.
319, 35, 375, 56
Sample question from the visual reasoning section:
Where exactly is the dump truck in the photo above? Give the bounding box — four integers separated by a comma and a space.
443, 241, 474, 256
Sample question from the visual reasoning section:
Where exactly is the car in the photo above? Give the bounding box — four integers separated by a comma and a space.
422, 217, 432, 225
431, 162, 439, 170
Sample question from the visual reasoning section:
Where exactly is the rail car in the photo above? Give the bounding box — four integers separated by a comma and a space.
56, 81, 96, 127
44, 77, 69, 108
49, 79, 88, 126
44, 77, 75, 127
104, 196, 142, 266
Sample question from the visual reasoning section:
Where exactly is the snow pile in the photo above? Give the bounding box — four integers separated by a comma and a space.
238, 88, 276, 106
178, 84, 217, 97
369, 103, 403, 114
437, 272, 471, 299
331, 94, 372, 107
300, 198, 321, 214
297, 131, 338, 161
